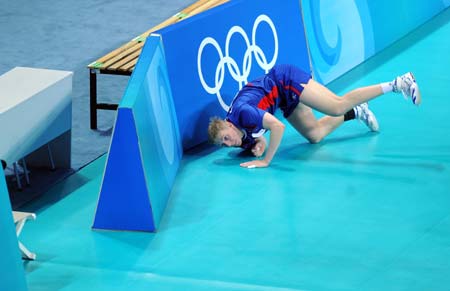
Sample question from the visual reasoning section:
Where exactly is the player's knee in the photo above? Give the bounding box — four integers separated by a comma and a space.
304, 129, 323, 144
327, 102, 347, 116
307, 135, 322, 144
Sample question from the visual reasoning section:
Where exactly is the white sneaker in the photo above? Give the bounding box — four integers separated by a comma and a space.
393, 72, 421, 105
354, 103, 379, 132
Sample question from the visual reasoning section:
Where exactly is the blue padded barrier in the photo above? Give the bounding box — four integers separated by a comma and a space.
158, 0, 311, 149
0, 167, 28, 290
92, 35, 182, 232
301, 0, 449, 84
93, 0, 313, 231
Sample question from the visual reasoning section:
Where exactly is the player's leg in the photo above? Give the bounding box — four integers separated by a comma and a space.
287, 102, 379, 144
299, 79, 382, 116
299, 73, 421, 117
286, 103, 340, 143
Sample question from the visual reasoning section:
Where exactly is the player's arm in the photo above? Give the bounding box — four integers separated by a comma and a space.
241, 112, 285, 168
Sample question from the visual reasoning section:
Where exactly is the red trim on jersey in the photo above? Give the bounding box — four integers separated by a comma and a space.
284, 85, 302, 97
280, 80, 303, 98
257, 85, 279, 110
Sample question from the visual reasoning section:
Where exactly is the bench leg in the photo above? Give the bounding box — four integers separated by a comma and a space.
90, 69, 98, 130
18, 241, 36, 260
15, 213, 37, 260
15, 218, 26, 235
47, 144, 56, 170
13, 162, 23, 191
22, 158, 30, 185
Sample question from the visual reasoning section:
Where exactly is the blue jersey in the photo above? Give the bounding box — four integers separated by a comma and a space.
226, 64, 311, 150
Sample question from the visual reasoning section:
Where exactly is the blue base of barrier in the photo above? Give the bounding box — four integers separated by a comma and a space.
92, 36, 182, 232
92, 108, 155, 232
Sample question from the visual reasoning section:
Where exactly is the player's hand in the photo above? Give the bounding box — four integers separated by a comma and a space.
240, 159, 269, 169
251, 144, 265, 157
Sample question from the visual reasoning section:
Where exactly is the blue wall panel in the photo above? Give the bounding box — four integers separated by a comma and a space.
0, 167, 28, 290
93, 36, 182, 232
158, 0, 310, 149
302, 0, 449, 84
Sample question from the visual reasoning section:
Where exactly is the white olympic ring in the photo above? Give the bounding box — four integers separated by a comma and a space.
197, 14, 278, 111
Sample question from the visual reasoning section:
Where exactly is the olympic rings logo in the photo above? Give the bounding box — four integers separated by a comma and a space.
197, 14, 278, 111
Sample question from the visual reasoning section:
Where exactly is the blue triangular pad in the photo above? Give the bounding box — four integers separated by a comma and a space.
92, 108, 155, 232
0, 168, 28, 290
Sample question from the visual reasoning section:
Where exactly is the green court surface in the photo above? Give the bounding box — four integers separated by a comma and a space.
20, 8, 450, 291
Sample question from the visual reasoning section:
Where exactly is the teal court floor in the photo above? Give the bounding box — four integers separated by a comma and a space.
19, 8, 450, 291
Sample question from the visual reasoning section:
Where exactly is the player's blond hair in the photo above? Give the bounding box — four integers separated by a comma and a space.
208, 117, 227, 145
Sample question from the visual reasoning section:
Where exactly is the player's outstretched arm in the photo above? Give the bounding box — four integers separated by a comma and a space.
240, 113, 285, 168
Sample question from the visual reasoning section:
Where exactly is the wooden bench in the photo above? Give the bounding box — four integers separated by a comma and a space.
88, 0, 229, 129
13, 211, 36, 260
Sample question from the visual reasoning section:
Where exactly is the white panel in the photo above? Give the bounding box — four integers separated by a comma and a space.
0, 67, 73, 165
